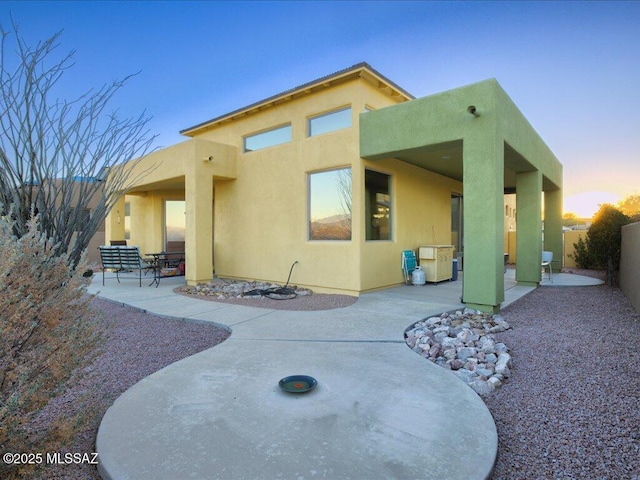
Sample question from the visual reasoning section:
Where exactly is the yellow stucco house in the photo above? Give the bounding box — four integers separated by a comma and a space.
106, 63, 562, 312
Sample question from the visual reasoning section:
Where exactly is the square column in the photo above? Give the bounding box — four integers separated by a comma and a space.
544, 187, 563, 272
105, 195, 126, 243
185, 170, 214, 285
462, 137, 505, 313
515, 170, 542, 285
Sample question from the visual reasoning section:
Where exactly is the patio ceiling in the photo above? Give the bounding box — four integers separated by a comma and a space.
390, 140, 552, 194
126, 176, 186, 194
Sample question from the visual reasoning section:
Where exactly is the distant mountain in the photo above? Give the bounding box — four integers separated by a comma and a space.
314, 213, 350, 225
310, 214, 351, 240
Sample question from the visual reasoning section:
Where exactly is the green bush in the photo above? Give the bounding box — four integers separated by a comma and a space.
571, 235, 593, 269
570, 204, 631, 284
0, 214, 102, 478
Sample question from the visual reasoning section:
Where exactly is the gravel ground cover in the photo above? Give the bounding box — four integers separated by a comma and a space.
15, 271, 640, 480
24, 297, 230, 480
486, 283, 640, 479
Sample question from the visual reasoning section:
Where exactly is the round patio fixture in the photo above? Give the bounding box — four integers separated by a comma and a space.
278, 375, 317, 393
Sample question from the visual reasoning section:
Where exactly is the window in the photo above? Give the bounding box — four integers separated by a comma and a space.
365, 169, 391, 241
69, 207, 91, 232
244, 124, 291, 152
308, 168, 352, 240
124, 201, 131, 239
308, 107, 352, 137
451, 194, 463, 254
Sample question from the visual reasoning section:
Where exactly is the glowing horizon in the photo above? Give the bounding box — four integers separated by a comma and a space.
563, 191, 622, 219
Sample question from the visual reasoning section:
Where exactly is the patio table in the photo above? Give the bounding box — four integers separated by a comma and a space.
145, 251, 185, 287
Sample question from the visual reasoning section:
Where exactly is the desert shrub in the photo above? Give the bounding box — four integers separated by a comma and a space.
586, 204, 630, 270
570, 204, 631, 285
571, 236, 593, 269
0, 213, 102, 478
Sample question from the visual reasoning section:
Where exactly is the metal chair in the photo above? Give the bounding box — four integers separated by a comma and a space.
541, 250, 553, 283
401, 250, 417, 285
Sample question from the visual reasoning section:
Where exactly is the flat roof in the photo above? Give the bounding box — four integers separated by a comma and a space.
180, 62, 414, 137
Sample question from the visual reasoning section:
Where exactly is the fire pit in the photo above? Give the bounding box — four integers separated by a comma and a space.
278, 375, 317, 393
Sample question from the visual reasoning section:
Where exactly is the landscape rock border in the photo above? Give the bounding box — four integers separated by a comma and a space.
175, 279, 359, 311
177, 280, 313, 300
405, 308, 512, 396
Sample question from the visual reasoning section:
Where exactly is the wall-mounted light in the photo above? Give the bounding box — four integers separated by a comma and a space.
203, 155, 214, 162
467, 105, 480, 118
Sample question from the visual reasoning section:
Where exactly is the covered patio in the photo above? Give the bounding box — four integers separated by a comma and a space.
360, 78, 563, 312
105, 138, 237, 286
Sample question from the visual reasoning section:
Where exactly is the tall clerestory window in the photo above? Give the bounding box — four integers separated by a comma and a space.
308, 168, 352, 240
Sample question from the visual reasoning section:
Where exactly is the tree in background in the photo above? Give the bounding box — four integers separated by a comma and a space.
616, 193, 640, 222
562, 211, 590, 227
0, 22, 156, 267
571, 204, 630, 285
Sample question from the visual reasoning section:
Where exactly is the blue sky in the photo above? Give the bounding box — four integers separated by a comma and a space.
2, 0, 638, 217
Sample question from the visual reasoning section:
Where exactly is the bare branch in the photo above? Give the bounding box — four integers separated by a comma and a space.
0, 22, 157, 266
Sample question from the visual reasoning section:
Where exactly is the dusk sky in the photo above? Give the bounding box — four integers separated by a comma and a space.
2, 1, 638, 218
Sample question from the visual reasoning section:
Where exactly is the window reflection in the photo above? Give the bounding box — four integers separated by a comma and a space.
244, 124, 292, 152
124, 200, 131, 239
308, 107, 351, 137
165, 200, 185, 250
308, 168, 352, 240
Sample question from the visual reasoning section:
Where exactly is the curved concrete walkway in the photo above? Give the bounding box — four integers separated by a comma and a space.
91, 271, 596, 480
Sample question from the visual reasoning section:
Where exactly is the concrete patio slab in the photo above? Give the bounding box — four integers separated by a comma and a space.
540, 273, 604, 287
90, 270, 601, 480
97, 340, 497, 480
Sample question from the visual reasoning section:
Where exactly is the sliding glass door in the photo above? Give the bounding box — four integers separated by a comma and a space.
164, 200, 185, 252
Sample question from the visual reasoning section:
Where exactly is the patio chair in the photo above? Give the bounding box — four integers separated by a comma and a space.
541, 250, 553, 283
401, 249, 417, 285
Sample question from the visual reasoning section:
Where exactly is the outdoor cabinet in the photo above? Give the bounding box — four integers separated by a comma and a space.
419, 245, 454, 282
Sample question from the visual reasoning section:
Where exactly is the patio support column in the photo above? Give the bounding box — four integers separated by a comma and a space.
185, 169, 214, 285
462, 136, 505, 313
105, 195, 126, 243
515, 170, 542, 285
544, 187, 563, 272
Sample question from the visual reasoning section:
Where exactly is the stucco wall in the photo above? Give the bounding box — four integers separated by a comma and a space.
116, 77, 418, 294
200, 78, 464, 293
360, 157, 462, 291
206, 81, 389, 293
620, 222, 640, 313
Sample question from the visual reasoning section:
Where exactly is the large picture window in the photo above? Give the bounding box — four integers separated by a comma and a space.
365, 169, 391, 241
244, 124, 291, 152
308, 107, 351, 137
308, 168, 352, 240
